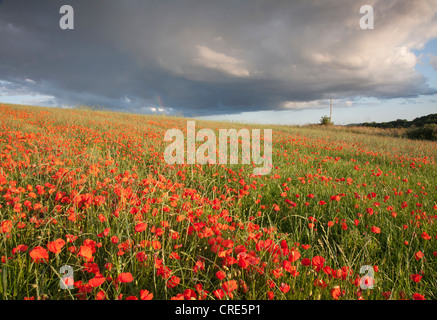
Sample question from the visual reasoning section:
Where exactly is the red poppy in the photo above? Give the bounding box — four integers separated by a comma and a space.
222, 280, 238, 294
330, 286, 342, 300
140, 290, 153, 300
314, 278, 328, 289
136, 251, 147, 262
371, 226, 381, 234
66, 234, 78, 243
213, 288, 225, 299
311, 256, 326, 271
415, 251, 424, 261
118, 272, 134, 283
184, 289, 197, 300
47, 238, 65, 254
410, 274, 422, 283
96, 290, 107, 300
279, 283, 290, 293
167, 275, 181, 288
288, 249, 301, 262
216, 270, 226, 280
412, 293, 426, 300
169, 252, 180, 260
89, 273, 106, 287
323, 266, 332, 275
301, 258, 311, 266
135, 222, 147, 233
29, 246, 49, 263
78, 245, 93, 261
12, 244, 28, 255
0, 220, 13, 233
152, 240, 161, 250
382, 291, 391, 300
421, 232, 431, 240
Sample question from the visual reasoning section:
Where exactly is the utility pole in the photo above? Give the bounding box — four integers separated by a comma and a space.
330, 98, 333, 123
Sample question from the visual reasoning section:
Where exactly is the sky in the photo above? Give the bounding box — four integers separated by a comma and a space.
0, 0, 437, 125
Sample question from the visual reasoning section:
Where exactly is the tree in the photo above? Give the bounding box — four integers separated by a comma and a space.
320, 115, 333, 126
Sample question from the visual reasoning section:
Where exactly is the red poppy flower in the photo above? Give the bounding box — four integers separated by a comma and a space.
184, 289, 197, 300
0, 220, 13, 233
89, 273, 106, 287
288, 249, 301, 262
421, 232, 431, 240
118, 272, 134, 283
323, 266, 332, 275
29, 246, 49, 263
382, 291, 391, 300
213, 289, 225, 300
12, 244, 28, 255
410, 274, 422, 283
222, 280, 238, 294
167, 275, 181, 288
135, 222, 147, 233
330, 286, 342, 300
279, 283, 290, 293
78, 245, 93, 261
66, 234, 78, 243
412, 293, 426, 300
415, 251, 424, 261
301, 258, 311, 266
47, 238, 65, 254
169, 252, 180, 260
136, 251, 147, 262
216, 270, 226, 280
140, 290, 153, 300
96, 290, 107, 300
371, 226, 381, 234
311, 256, 326, 271
152, 240, 161, 250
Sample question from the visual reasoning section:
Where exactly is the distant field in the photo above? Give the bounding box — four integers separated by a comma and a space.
0, 103, 436, 300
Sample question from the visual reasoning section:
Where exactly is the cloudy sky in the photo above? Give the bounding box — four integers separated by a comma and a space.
1, 0, 437, 124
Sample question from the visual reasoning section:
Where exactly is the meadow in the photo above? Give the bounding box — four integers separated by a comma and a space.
0, 103, 436, 300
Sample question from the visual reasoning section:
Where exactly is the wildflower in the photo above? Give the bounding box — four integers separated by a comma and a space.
135, 222, 147, 232
410, 274, 422, 283
279, 283, 290, 293
222, 280, 238, 298
330, 286, 343, 300
371, 226, 381, 234
167, 275, 181, 288
89, 273, 106, 287
47, 238, 65, 254
78, 245, 93, 261
414, 251, 424, 261
140, 290, 153, 300
118, 272, 134, 283
412, 293, 426, 300
420, 232, 431, 240
29, 246, 49, 263
216, 270, 226, 280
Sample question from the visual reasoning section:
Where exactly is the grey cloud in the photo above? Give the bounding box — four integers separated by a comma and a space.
0, 0, 436, 116
430, 55, 437, 70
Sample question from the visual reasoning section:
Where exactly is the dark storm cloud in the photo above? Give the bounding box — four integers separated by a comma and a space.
0, 0, 436, 116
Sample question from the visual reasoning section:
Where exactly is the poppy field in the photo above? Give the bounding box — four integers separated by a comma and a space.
0, 103, 436, 300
